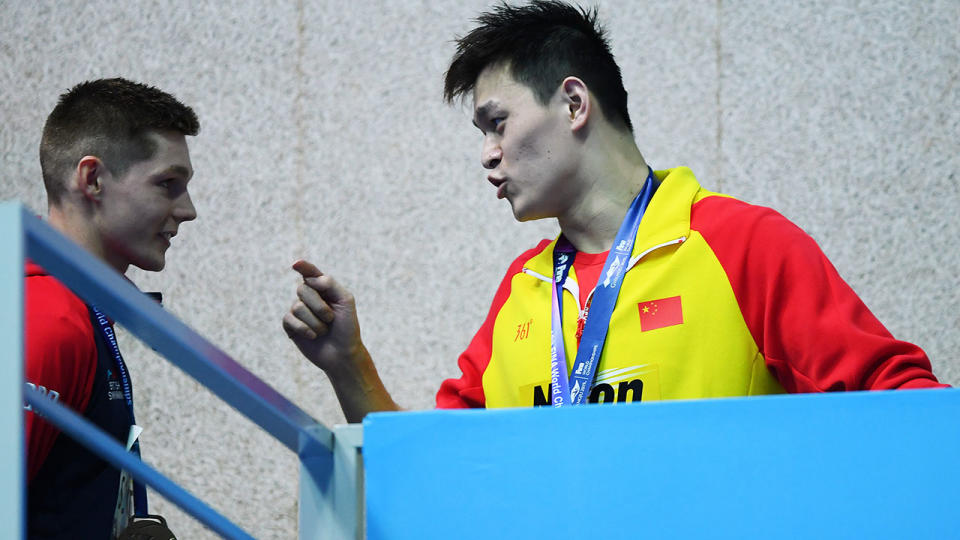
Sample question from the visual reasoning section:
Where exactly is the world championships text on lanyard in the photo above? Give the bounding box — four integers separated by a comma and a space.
549, 168, 658, 407
91, 306, 149, 516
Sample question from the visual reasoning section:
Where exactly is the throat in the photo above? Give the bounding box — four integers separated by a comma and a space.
559, 203, 628, 254
560, 227, 617, 254
559, 170, 657, 254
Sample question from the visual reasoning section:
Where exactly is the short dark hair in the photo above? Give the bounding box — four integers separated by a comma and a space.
39, 78, 200, 204
444, 0, 632, 132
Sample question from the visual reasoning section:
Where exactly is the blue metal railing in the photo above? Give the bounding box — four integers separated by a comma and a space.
3, 202, 337, 538
24, 386, 253, 539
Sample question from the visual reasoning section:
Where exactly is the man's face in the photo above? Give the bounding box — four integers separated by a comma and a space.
95, 129, 196, 273
472, 64, 580, 221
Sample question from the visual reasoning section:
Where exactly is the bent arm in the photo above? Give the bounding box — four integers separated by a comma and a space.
322, 342, 401, 423
283, 260, 401, 422
694, 198, 946, 391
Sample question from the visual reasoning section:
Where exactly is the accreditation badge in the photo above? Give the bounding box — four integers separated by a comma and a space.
112, 425, 177, 539
113, 471, 177, 539
112, 469, 134, 539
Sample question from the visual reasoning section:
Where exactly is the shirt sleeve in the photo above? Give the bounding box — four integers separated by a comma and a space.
436, 243, 548, 408
24, 278, 99, 483
693, 197, 947, 392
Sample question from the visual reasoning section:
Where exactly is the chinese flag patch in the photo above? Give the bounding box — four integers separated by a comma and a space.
638, 296, 683, 331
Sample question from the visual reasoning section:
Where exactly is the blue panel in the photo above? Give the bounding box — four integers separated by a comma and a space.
364, 390, 960, 539
0, 202, 24, 540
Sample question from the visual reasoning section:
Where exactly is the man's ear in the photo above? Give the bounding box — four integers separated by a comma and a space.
561, 76, 590, 132
74, 156, 107, 201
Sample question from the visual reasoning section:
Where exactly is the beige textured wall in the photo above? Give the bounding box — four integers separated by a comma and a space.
3, 1, 958, 538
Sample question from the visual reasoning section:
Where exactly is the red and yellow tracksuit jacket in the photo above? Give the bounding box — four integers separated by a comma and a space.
437, 167, 944, 408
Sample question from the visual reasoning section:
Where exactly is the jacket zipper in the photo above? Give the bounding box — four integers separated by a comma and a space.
521, 236, 687, 316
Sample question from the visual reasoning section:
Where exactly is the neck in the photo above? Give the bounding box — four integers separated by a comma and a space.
48, 203, 128, 274
558, 130, 649, 254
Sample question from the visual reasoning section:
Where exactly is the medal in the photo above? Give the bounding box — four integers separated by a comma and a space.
118, 514, 177, 540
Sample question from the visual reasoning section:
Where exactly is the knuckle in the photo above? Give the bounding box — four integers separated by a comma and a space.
297, 283, 314, 298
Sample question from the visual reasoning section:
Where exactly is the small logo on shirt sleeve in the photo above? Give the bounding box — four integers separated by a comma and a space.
23, 382, 60, 412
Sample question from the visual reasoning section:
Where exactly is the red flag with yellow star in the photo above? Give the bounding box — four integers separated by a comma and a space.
638, 296, 683, 331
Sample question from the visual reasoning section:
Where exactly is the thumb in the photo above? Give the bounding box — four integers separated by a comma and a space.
292, 259, 323, 279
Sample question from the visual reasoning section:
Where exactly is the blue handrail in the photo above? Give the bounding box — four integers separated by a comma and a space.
22, 206, 331, 458
24, 387, 254, 539
8, 203, 338, 538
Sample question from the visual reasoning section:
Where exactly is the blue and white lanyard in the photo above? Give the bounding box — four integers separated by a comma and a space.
549, 169, 657, 406
91, 306, 148, 516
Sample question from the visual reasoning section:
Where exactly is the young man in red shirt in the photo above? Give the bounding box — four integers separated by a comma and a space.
25, 78, 199, 538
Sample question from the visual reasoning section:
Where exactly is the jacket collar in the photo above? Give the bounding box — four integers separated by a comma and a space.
523, 166, 703, 276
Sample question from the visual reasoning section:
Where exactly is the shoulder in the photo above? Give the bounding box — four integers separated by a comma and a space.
690, 195, 816, 257
483, 238, 554, 310
25, 268, 96, 364
26, 272, 92, 329
692, 195, 804, 238
507, 238, 552, 273
489, 237, 555, 285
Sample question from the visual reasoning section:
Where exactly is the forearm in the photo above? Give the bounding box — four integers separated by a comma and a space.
285, 261, 405, 420
325, 344, 402, 423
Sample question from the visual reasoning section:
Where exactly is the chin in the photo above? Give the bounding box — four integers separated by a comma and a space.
511, 203, 549, 223
510, 201, 532, 222
133, 257, 166, 272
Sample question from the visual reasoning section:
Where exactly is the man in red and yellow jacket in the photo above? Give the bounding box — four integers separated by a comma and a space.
436, 166, 942, 409
283, 1, 945, 422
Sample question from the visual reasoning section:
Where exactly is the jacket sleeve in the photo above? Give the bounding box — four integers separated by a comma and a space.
693, 197, 946, 392
24, 278, 99, 482
436, 244, 546, 408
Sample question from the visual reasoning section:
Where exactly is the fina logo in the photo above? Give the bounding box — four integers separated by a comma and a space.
616, 239, 630, 253
555, 253, 569, 281
570, 380, 582, 400
602, 255, 623, 287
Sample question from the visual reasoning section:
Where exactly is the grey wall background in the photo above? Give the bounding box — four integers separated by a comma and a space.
2, 1, 958, 537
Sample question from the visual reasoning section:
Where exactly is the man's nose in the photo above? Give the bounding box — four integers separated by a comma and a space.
481, 138, 502, 170
175, 190, 197, 222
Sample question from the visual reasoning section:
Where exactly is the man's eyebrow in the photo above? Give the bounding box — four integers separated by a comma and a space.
473, 102, 496, 127
157, 164, 193, 179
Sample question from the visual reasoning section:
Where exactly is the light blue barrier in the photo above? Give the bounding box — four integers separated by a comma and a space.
3, 202, 360, 539
0, 203, 25, 539
364, 388, 960, 539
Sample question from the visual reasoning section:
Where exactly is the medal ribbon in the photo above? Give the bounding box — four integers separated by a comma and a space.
549, 169, 657, 406
91, 306, 148, 517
